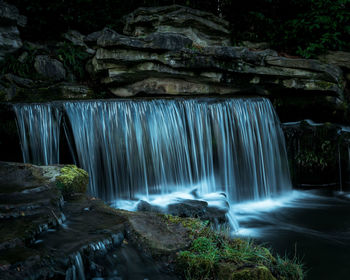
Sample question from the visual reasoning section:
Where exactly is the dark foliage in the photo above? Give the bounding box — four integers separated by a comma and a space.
9, 0, 350, 57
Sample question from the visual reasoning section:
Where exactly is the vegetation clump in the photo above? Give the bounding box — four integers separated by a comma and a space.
0, 46, 39, 78
55, 165, 89, 198
163, 215, 304, 280
55, 42, 90, 80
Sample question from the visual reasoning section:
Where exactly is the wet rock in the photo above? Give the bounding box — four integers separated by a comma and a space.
136, 193, 229, 226
125, 211, 191, 256
167, 197, 228, 225
137, 200, 162, 213
0, 162, 193, 279
34, 55, 67, 81
167, 199, 209, 218
0, 1, 27, 60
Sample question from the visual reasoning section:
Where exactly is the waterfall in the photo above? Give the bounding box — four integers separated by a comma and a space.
13, 104, 62, 165
13, 98, 291, 203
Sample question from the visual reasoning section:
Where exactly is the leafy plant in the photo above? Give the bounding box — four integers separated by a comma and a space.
55, 42, 90, 80
281, 0, 350, 57
0, 48, 38, 78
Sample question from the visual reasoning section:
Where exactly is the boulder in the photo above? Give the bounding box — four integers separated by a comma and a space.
136, 200, 162, 212
122, 5, 231, 47
135, 195, 229, 225
34, 55, 67, 81
62, 30, 86, 47
0, 1, 27, 60
167, 199, 209, 218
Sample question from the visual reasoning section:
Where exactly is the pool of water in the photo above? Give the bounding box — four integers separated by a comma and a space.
233, 189, 350, 280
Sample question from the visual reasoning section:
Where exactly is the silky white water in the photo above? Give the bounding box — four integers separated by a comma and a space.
13, 97, 292, 231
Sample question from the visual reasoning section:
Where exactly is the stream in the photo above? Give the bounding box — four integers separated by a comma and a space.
233, 189, 350, 280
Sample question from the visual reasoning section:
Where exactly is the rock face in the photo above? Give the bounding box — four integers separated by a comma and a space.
89, 5, 344, 99
0, 1, 26, 60
122, 5, 231, 47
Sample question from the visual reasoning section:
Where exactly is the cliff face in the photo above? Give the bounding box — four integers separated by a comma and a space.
88, 5, 344, 100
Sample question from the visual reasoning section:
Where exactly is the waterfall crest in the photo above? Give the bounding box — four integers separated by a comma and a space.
14, 98, 291, 202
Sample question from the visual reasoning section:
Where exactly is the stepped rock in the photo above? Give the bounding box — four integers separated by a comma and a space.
89, 6, 344, 99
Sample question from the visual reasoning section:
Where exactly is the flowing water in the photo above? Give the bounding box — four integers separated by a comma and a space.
233, 189, 350, 280
14, 98, 291, 203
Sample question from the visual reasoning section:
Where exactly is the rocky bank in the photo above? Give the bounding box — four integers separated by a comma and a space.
0, 162, 304, 279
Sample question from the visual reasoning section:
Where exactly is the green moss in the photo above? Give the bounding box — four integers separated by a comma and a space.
229, 266, 276, 280
55, 165, 88, 198
164, 214, 304, 280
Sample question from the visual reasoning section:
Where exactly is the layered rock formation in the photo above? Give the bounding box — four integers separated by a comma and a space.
122, 5, 231, 47
0, 1, 26, 60
87, 5, 344, 100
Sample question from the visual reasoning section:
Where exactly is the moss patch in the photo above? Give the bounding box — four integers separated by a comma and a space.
55, 165, 89, 199
162, 215, 304, 280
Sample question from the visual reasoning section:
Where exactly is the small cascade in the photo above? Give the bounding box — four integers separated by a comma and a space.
13, 104, 62, 165
13, 98, 291, 204
74, 252, 86, 280
65, 252, 86, 280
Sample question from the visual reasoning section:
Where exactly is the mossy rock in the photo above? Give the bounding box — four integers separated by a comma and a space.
55, 165, 88, 198
225, 266, 277, 280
